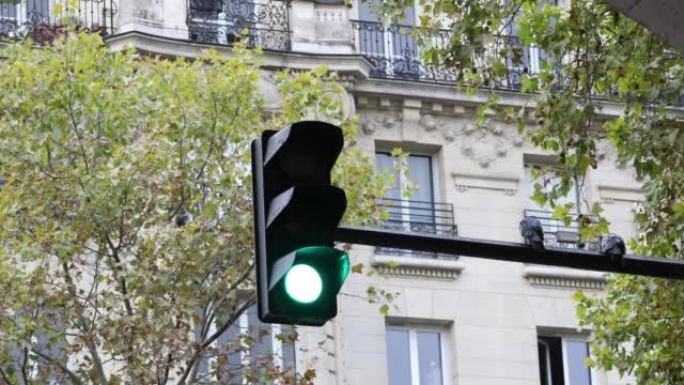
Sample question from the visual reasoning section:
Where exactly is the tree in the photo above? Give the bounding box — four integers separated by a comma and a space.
369, 0, 684, 383
0, 31, 388, 384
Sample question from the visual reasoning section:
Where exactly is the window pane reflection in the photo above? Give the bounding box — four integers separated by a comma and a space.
566, 340, 591, 385
417, 331, 443, 385
386, 329, 412, 385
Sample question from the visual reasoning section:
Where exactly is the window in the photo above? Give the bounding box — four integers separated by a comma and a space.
385, 326, 448, 385
524, 164, 578, 211
523, 163, 591, 249
376, 152, 434, 204
538, 336, 593, 385
195, 305, 296, 384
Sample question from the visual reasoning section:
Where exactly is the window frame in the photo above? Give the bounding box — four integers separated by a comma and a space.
385, 324, 451, 385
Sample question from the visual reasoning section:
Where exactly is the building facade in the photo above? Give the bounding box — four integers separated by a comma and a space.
1, 1, 644, 384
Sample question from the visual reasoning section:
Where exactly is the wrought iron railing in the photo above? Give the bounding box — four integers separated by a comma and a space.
350, 20, 568, 93
376, 198, 457, 258
523, 209, 600, 250
0, 0, 116, 42
187, 0, 291, 51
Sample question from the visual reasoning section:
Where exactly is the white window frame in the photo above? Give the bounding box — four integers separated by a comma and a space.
385, 325, 451, 385
538, 335, 597, 385
561, 337, 596, 385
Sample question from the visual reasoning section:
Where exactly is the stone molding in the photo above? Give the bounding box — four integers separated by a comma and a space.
372, 255, 465, 280
452, 173, 519, 195
523, 265, 608, 290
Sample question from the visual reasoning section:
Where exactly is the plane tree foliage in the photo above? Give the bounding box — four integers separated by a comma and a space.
0, 32, 388, 384
369, 0, 684, 383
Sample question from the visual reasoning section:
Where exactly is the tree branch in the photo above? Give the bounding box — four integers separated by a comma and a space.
61, 261, 108, 385
175, 296, 256, 385
30, 348, 84, 385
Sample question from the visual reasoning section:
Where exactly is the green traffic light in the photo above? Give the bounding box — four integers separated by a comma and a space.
284, 264, 323, 304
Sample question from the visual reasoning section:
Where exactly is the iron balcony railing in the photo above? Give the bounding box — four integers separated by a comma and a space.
523, 209, 600, 250
351, 20, 549, 91
0, 0, 117, 42
376, 198, 457, 258
187, 0, 291, 51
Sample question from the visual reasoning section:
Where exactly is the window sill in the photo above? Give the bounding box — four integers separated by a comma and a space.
523, 265, 608, 290
372, 254, 465, 280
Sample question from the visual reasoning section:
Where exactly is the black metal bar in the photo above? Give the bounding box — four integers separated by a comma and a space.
333, 226, 684, 280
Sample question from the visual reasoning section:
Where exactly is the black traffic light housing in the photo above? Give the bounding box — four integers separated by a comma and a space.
252, 121, 349, 326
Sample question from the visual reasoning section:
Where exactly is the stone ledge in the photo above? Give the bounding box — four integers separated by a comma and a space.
372, 254, 465, 280
523, 265, 608, 290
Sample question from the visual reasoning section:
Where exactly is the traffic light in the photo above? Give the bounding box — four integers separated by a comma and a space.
251, 121, 349, 326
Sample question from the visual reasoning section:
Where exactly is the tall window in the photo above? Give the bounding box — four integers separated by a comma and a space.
538, 336, 593, 385
385, 326, 448, 385
376, 152, 436, 235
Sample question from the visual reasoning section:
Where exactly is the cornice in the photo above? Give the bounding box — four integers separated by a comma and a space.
372, 254, 465, 280
523, 265, 608, 290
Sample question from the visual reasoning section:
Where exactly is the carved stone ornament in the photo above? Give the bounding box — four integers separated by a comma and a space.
419, 114, 438, 132
359, 110, 402, 135
420, 113, 525, 168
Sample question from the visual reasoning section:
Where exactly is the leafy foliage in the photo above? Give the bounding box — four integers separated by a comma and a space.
0, 32, 389, 384
368, 0, 684, 382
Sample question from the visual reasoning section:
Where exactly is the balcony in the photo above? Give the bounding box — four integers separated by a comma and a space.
351, 19, 544, 91
523, 209, 600, 250
376, 198, 457, 259
0, 0, 116, 42
187, 0, 291, 51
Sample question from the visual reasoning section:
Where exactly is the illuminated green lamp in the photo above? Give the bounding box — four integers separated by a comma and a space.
280, 246, 349, 307
285, 264, 323, 303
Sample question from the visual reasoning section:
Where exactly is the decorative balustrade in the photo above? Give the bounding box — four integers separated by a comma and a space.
523, 209, 600, 250
376, 198, 457, 258
187, 0, 291, 51
0, 0, 116, 42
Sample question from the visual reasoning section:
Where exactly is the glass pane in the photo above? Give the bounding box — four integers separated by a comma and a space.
359, 0, 414, 24
417, 331, 443, 385
565, 340, 591, 385
385, 329, 412, 385
376, 152, 401, 201
407, 155, 433, 203
248, 306, 272, 366
218, 319, 242, 385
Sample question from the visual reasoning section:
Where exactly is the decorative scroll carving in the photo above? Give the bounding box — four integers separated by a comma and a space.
359, 110, 402, 135
419, 112, 525, 168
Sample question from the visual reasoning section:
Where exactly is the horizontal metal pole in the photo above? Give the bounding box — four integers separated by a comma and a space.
334, 226, 684, 281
